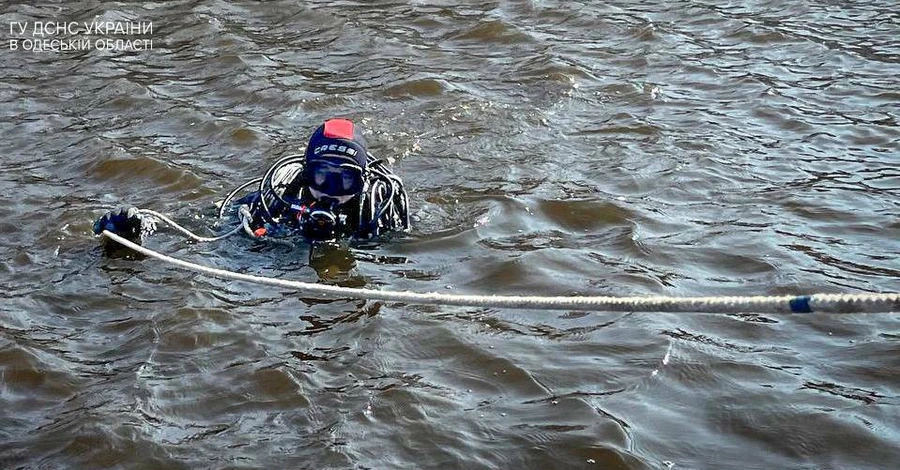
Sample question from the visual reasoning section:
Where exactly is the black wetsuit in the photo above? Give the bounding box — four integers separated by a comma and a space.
233, 156, 409, 241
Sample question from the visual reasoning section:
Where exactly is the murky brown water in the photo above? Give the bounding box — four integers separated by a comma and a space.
1, 1, 899, 468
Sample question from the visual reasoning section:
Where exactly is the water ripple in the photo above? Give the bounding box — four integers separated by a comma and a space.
1, 0, 899, 468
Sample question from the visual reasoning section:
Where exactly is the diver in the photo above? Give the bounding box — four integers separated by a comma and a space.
93, 118, 410, 245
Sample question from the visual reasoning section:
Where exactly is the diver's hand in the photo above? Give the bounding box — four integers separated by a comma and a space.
93, 206, 149, 244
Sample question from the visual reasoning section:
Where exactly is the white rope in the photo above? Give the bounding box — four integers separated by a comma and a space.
238, 206, 257, 238
101, 230, 898, 314
137, 209, 242, 242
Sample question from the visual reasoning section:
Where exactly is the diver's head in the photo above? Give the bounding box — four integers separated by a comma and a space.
304, 118, 368, 205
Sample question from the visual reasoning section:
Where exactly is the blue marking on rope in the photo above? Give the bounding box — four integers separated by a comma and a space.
790, 296, 812, 313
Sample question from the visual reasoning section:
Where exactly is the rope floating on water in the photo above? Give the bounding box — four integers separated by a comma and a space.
101, 230, 898, 314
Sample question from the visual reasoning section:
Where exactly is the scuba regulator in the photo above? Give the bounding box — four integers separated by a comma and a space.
296, 199, 349, 241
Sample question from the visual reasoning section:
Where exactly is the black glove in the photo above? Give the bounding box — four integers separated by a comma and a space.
93, 206, 147, 244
